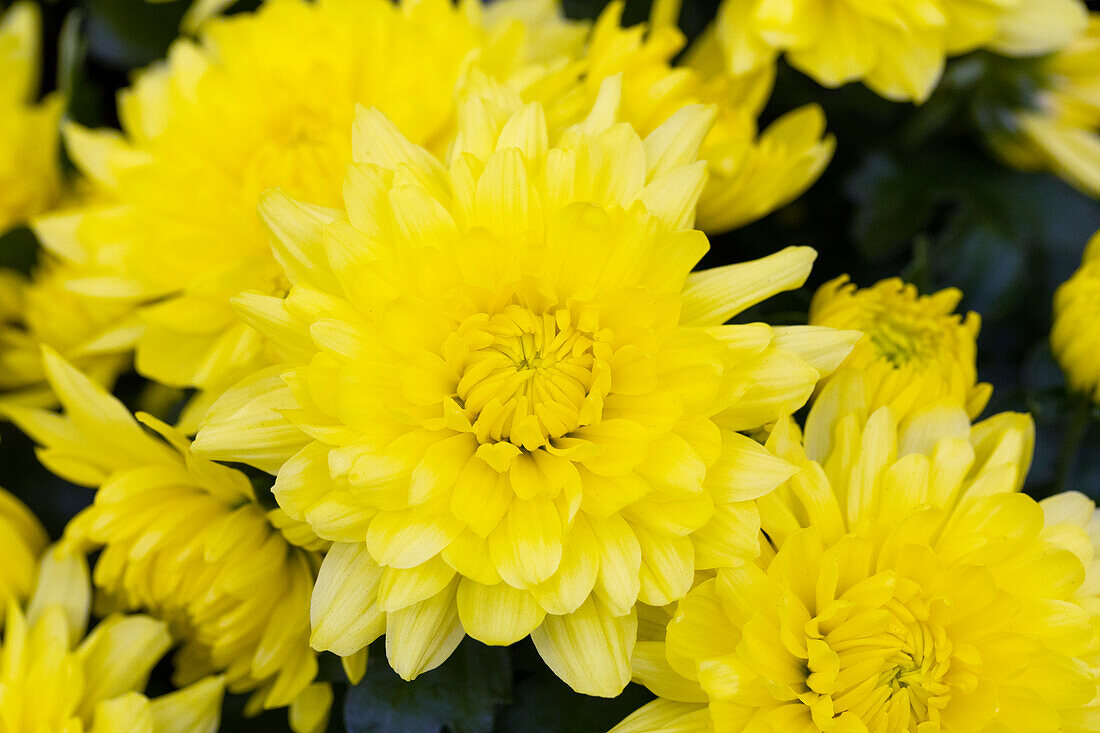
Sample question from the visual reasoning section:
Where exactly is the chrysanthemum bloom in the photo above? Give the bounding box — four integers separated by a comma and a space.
810, 276, 992, 421
0, 256, 136, 406
996, 15, 1100, 199
1, 545, 225, 732
613, 375, 1099, 732
533, 2, 835, 234
191, 81, 858, 695
5, 349, 341, 733
0, 1, 63, 235
0, 486, 47, 626
37, 0, 832, 403
709, 0, 1088, 103
1053, 232, 1100, 401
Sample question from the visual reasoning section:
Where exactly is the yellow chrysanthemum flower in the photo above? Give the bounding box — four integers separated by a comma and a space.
810, 276, 992, 421
1, 545, 225, 733
4, 349, 342, 733
191, 79, 859, 696
0, 1, 63, 236
996, 14, 1100, 197
614, 376, 1100, 732
0, 486, 47, 627
0, 256, 136, 406
709, 0, 1088, 103
537, 2, 835, 234
1053, 232, 1100, 401
36, 0, 833, 400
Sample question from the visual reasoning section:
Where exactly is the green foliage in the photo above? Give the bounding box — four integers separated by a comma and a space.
344, 641, 512, 733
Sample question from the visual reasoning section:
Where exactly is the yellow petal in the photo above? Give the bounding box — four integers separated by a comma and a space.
706, 430, 798, 503
992, 0, 1088, 56
76, 614, 172, 719
488, 496, 563, 588
631, 641, 708, 703
530, 596, 636, 697
377, 558, 456, 613
149, 676, 225, 733
287, 683, 333, 733
635, 525, 694, 607
608, 699, 709, 733
26, 546, 89, 645
310, 543, 385, 657
590, 514, 642, 616
192, 365, 309, 473
258, 188, 342, 292
90, 693, 155, 733
385, 579, 464, 680
691, 501, 762, 569
456, 578, 545, 645
451, 456, 512, 538
679, 247, 816, 326
366, 510, 463, 569
440, 529, 502, 586
340, 650, 368, 687
770, 326, 860, 377
531, 514, 599, 615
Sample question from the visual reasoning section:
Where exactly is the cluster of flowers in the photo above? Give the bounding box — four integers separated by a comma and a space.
0, 0, 1099, 731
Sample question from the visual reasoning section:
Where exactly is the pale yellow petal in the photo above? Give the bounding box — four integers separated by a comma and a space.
385, 579, 464, 680
456, 578, 545, 645
680, 247, 816, 326
530, 597, 637, 697
310, 543, 385, 657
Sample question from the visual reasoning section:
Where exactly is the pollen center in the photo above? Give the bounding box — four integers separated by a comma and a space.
865, 312, 940, 368
822, 600, 959, 729
880, 619, 953, 723
456, 304, 611, 451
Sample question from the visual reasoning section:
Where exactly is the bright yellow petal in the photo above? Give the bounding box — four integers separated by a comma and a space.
530, 597, 637, 698
680, 247, 816, 326
456, 578, 545, 646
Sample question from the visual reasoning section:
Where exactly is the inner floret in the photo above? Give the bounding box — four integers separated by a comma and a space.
810, 594, 958, 728
453, 303, 612, 451
865, 310, 941, 368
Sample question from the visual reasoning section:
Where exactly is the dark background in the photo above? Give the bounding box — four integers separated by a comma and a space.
2, 1, 1099, 730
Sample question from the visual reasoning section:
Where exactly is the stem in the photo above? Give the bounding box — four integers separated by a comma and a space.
1056, 395, 1092, 493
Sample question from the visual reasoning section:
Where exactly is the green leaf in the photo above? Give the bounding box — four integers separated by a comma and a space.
84, 0, 188, 70
846, 153, 941, 261
344, 640, 512, 733
494, 668, 653, 733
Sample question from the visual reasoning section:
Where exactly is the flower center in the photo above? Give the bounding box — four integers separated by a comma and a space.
820, 596, 957, 729
455, 304, 612, 451
879, 619, 953, 722
244, 109, 350, 211
866, 313, 939, 368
